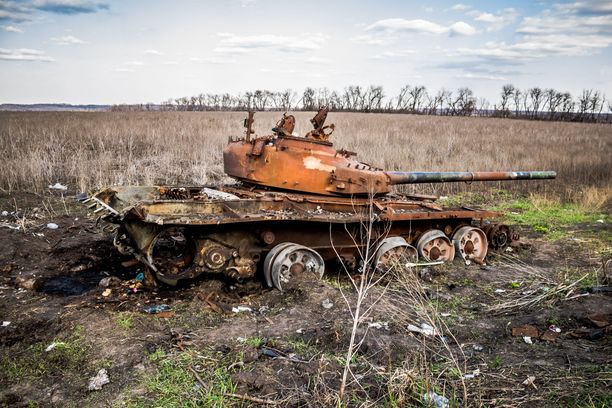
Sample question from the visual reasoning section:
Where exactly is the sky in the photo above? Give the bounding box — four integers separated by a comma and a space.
0, 0, 611, 105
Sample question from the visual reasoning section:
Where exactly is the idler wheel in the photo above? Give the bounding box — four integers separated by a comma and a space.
148, 227, 196, 285
263, 243, 324, 291
483, 224, 511, 249
452, 226, 488, 264
416, 230, 455, 262
374, 237, 417, 270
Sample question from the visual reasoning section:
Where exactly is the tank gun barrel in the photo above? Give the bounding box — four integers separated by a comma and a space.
385, 171, 556, 185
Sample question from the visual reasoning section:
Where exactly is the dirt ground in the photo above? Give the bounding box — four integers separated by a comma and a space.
0, 191, 610, 407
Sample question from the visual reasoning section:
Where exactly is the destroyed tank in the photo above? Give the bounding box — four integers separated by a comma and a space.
87, 107, 556, 290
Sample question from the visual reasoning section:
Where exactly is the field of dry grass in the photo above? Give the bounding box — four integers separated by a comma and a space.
0, 111, 610, 201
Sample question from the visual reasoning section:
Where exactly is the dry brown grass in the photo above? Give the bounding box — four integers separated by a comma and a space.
1, 111, 610, 199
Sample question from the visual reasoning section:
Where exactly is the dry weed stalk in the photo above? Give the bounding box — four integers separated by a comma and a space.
486, 253, 595, 315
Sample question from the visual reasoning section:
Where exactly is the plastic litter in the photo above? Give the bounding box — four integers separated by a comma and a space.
522, 375, 537, 389
101, 288, 111, 297
407, 322, 439, 337
423, 391, 449, 408
463, 369, 480, 379
321, 299, 333, 309
87, 368, 110, 391
46, 223, 59, 230
134, 272, 144, 282
144, 304, 171, 314
1, 321, 10, 327
1, 211, 8, 216
231, 305, 252, 313
45, 342, 65, 352
472, 344, 484, 351
368, 321, 389, 330
523, 336, 533, 344
494, 289, 506, 293
48, 183, 68, 191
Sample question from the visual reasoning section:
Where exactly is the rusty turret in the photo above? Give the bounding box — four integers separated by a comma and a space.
224, 107, 556, 196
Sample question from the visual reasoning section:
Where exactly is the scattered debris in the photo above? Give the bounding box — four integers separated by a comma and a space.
144, 304, 171, 314
407, 322, 440, 337
1, 321, 10, 327
15, 276, 41, 291
232, 305, 252, 313
48, 183, 68, 191
1, 210, 8, 216
523, 336, 533, 344
99, 276, 121, 288
522, 375, 537, 389
587, 313, 611, 328
541, 325, 561, 341
423, 391, 449, 408
463, 369, 481, 379
45, 342, 65, 352
321, 299, 333, 309
46, 223, 59, 230
368, 321, 389, 330
101, 288, 112, 297
494, 289, 506, 293
511, 325, 539, 338
87, 368, 110, 391
472, 344, 484, 351
596, 219, 604, 223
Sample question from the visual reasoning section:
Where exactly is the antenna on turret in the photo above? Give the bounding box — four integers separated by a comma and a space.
244, 111, 255, 142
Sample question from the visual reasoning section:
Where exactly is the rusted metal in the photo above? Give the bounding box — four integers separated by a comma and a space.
88, 108, 556, 289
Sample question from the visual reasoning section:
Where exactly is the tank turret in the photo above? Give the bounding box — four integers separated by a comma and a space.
223, 107, 556, 196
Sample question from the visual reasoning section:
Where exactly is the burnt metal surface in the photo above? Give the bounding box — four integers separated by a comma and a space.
87, 108, 556, 288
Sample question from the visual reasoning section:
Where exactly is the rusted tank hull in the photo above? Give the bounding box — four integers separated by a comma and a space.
89, 185, 506, 287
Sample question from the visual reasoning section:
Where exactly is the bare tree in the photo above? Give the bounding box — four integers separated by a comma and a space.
499, 84, 515, 117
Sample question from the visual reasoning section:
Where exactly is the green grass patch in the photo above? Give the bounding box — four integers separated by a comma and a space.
492, 195, 608, 240
0, 325, 89, 383
125, 348, 238, 407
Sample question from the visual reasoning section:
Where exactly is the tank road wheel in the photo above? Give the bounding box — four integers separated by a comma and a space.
264, 243, 325, 291
148, 227, 196, 286
452, 226, 488, 264
374, 237, 418, 270
416, 230, 455, 262
482, 224, 511, 249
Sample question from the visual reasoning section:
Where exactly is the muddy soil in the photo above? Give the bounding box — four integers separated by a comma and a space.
0, 192, 610, 407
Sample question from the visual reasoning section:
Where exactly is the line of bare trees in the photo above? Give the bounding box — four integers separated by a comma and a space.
111, 85, 611, 123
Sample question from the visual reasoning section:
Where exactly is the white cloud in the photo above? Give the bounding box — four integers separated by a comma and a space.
457, 2, 612, 62
144, 49, 163, 56
124, 61, 144, 66
213, 32, 328, 54
363, 18, 477, 39
454, 72, 507, 81
469, 8, 519, 31
451, 4, 471, 11
112, 67, 135, 72
50, 35, 85, 45
2, 25, 23, 33
162, 60, 178, 65
190, 55, 237, 64
370, 49, 415, 59
240, 0, 256, 7
0, 48, 54, 61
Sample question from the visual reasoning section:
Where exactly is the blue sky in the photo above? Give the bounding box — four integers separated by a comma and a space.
1, 0, 611, 105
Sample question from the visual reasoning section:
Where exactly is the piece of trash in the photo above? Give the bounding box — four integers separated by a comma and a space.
134, 272, 144, 282
523, 336, 533, 344
258, 305, 269, 313
48, 183, 68, 191
512, 325, 539, 338
45, 342, 66, 352
368, 321, 388, 330
87, 368, 110, 391
463, 369, 480, 379
596, 219, 604, 223
505, 247, 513, 252
231, 305, 252, 313
101, 288, 111, 297
259, 346, 281, 358
295, 328, 304, 334
46, 223, 59, 230
75, 192, 88, 201
422, 391, 449, 408
407, 322, 439, 337
522, 375, 537, 389
321, 299, 333, 309
440, 312, 451, 317
144, 304, 171, 314
494, 289, 506, 293
1, 211, 8, 216
472, 344, 484, 351
2, 321, 10, 327
540, 325, 561, 341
